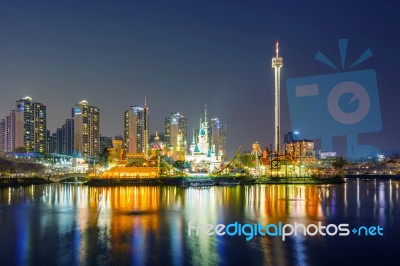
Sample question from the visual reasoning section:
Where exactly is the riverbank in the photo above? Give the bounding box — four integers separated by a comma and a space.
0, 175, 346, 188
346, 174, 400, 180
256, 176, 345, 184
85, 176, 346, 186
0, 177, 52, 188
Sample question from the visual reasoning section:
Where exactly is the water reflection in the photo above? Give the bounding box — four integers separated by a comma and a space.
0, 179, 399, 265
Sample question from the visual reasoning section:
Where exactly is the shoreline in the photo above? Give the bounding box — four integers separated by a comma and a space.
0, 177, 52, 188
84, 176, 346, 186
5, 174, 400, 188
346, 174, 400, 180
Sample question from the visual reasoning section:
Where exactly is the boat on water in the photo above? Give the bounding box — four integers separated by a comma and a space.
218, 179, 240, 186
182, 178, 215, 187
187, 173, 210, 178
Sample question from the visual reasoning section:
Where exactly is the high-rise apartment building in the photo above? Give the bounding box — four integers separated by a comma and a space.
53, 119, 74, 155
5, 111, 16, 152
47, 130, 56, 154
165, 112, 187, 155
63, 119, 74, 155
55, 128, 63, 154
72, 100, 100, 157
0, 111, 16, 153
100, 135, 113, 152
124, 102, 149, 154
210, 118, 227, 160
0, 119, 5, 152
15, 97, 47, 153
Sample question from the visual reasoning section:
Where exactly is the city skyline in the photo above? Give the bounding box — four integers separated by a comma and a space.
0, 1, 399, 157
0, 96, 227, 157
0, 2, 398, 265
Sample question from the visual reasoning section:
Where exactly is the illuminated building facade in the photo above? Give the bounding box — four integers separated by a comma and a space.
108, 139, 124, 165
15, 97, 47, 153
0, 119, 5, 152
124, 101, 149, 155
285, 140, 315, 159
164, 112, 187, 160
187, 106, 223, 173
73, 100, 100, 157
149, 131, 166, 157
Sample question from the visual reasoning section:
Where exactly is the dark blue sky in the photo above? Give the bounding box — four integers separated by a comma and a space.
0, 1, 399, 157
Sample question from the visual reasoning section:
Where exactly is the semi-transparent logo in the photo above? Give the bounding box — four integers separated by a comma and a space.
286, 39, 382, 160
188, 221, 383, 241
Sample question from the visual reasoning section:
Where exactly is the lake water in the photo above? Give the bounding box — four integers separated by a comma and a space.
0, 179, 399, 265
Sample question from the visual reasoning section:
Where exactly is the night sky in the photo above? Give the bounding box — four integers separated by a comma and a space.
0, 1, 399, 158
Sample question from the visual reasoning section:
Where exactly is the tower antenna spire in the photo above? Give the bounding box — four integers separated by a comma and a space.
276, 39, 279, 57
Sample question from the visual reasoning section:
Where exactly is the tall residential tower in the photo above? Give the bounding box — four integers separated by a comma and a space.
0, 113, 15, 153
15, 97, 47, 153
0, 119, 5, 152
272, 40, 283, 153
165, 112, 187, 160
54, 119, 74, 155
210, 117, 227, 160
72, 100, 100, 157
124, 100, 149, 154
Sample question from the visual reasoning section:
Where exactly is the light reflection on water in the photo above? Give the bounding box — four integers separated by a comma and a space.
0, 179, 399, 265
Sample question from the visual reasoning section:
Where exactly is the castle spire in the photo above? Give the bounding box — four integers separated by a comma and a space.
155, 130, 159, 141
204, 104, 207, 123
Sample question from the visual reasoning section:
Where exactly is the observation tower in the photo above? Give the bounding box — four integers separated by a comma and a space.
272, 40, 283, 154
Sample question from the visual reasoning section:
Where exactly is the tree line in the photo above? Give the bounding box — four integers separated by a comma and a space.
0, 157, 45, 176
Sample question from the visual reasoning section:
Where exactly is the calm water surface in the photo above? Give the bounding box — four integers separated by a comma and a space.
0, 179, 399, 266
